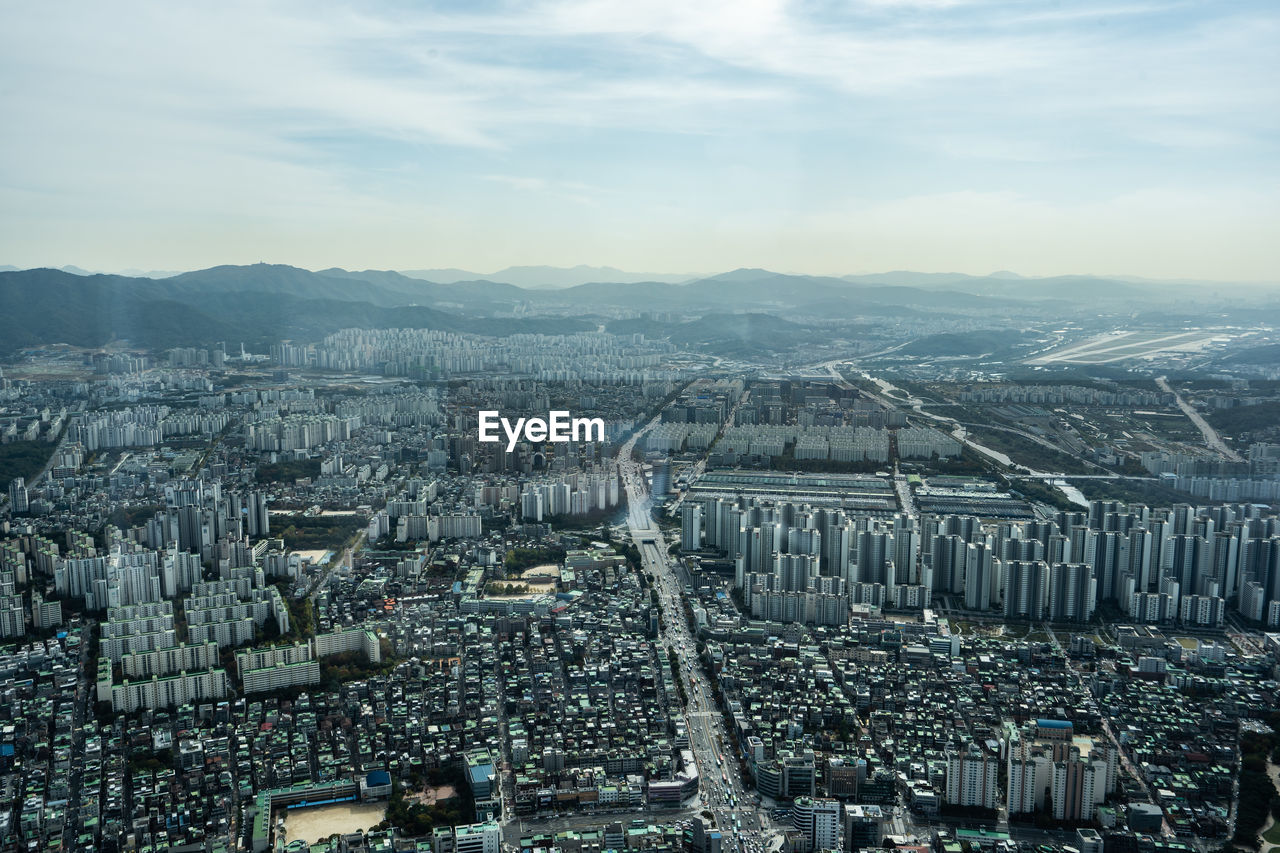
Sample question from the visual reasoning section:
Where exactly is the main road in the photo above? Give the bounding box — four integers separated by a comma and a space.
1156, 376, 1243, 462
1044, 627, 1172, 839
615, 414, 776, 850
306, 529, 366, 603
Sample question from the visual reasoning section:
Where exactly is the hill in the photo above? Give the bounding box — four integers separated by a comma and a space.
0, 267, 590, 354
0, 262, 1235, 356
400, 264, 690, 287
609, 312, 817, 356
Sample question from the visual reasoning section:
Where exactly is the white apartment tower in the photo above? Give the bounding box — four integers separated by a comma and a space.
946, 742, 999, 810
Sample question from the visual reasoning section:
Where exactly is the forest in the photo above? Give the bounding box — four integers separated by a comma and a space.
0, 440, 54, 488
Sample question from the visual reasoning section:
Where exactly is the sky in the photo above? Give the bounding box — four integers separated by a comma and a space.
1, 0, 1277, 281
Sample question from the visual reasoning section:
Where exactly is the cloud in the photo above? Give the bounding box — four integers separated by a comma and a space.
0, 0, 1276, 277
481, 174, 600, 206
784, 187, 1280, 281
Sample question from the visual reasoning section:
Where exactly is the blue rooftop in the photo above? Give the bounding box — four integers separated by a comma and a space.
1036, 718, 1072, 729
366, 770, 391, 787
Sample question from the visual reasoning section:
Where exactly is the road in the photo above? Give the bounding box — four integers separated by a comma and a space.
33, 406, 81, 486
1044, 626, 1172, 839
511, 807, 700, 836
661, 388, 747, 520
306, 530, 366, 603
1155, 376, 1243, 462
66, 619, 93, 851
616, 416, 775, 851
893, 462, 916, 518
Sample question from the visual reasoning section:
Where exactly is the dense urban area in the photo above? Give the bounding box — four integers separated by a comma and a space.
2, 266, 1280, 853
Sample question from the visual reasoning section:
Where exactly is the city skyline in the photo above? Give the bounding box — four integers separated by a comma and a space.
4, 4, 1280, 851
2, 1, 1278, 280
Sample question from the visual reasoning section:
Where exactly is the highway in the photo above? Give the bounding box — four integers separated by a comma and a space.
615, 417, 776, 853
893, 462, 916, 518
1156, 376, 1243, 462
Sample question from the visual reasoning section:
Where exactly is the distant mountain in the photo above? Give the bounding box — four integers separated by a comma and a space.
118, 268, 183, 279
2, 264, 184, 278
609, 312, 814, 356
788, 298, 926, 318
159, 264, 519, 311
671, 270, 1006, 313
843, 271, 983, 287
956, 274, 1148, 301
398, 267, 480, 284
166, 263, 379, 302
400, 264, 692, 287
671, 312, 806, 349
843, 270, 1150, 302
0, 262, 1245, 357
699, 268, 782, 284
0, 269, 231, 352
0, 266, 591, 354
317, 268, 533, 309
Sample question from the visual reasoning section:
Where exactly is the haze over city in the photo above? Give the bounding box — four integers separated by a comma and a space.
2, 0, 1278, 280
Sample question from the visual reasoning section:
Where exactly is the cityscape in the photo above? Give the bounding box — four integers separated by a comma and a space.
2, 3, 1278, 853
1, 282, 1280, 853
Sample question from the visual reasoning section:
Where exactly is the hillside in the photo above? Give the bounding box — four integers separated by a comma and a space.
401, 264, 691, 287
0, 267, 590, 354
609, 312, 816, 356
0, 262, 1245, 356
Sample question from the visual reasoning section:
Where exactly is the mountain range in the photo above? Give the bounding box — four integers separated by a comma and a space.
0, 262, 1271, 357
399, 264, 693, 287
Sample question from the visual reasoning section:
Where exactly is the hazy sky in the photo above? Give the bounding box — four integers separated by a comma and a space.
2, 0, 1277, 280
